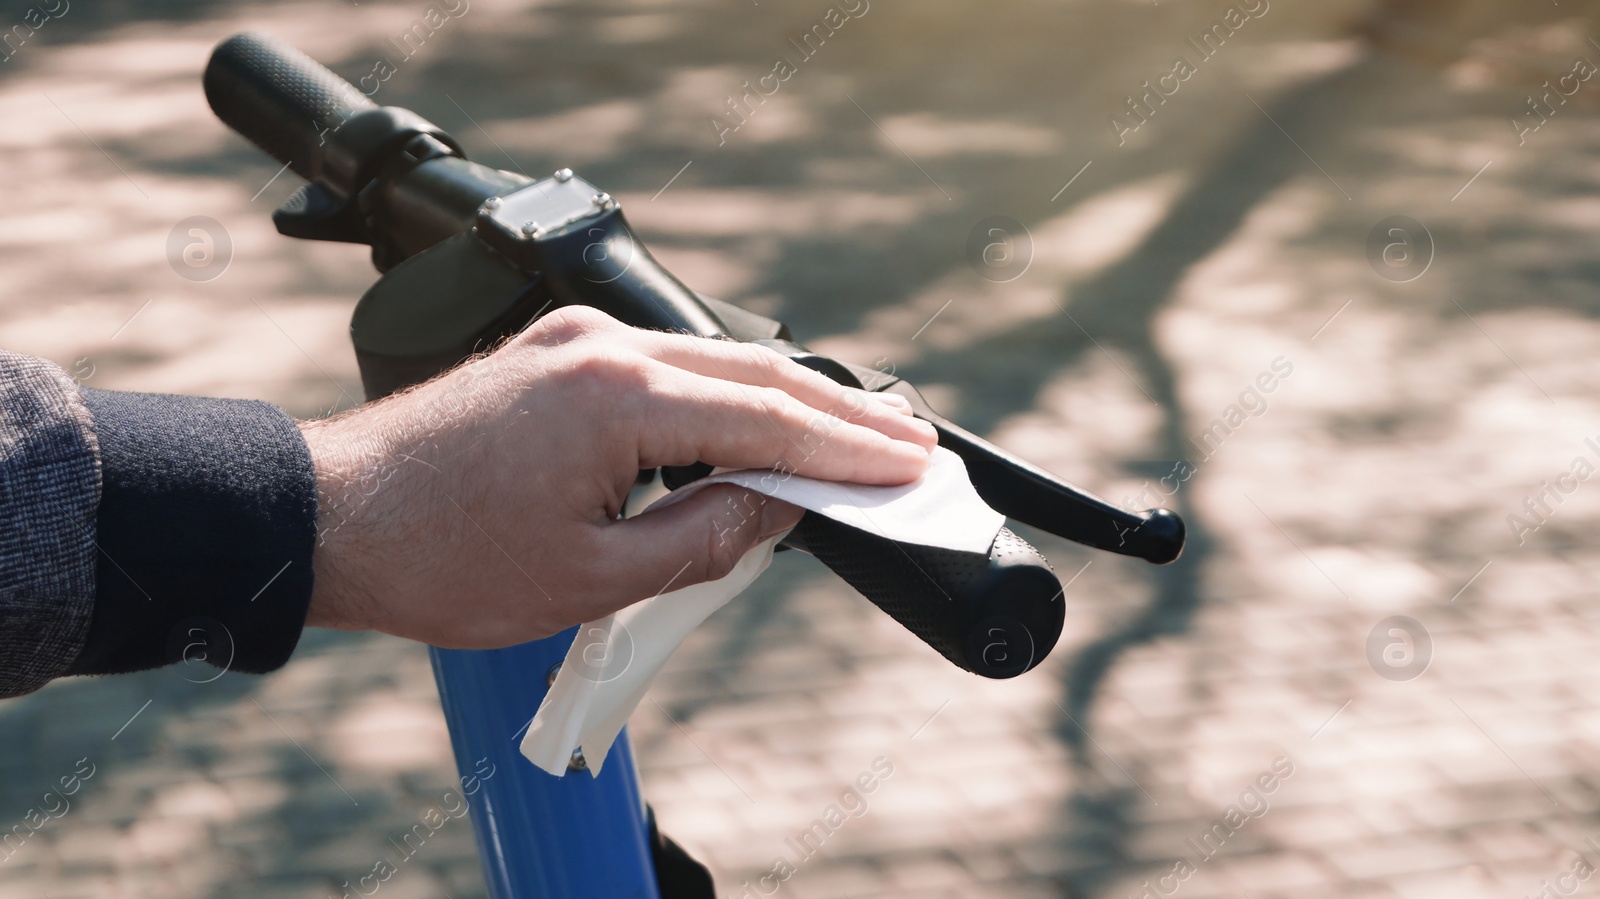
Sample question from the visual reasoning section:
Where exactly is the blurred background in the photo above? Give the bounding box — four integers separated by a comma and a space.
4, 0, 1600, 896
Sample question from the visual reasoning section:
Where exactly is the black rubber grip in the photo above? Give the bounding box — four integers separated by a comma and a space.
789, 514, 1064, 678
203, 33, 376, 185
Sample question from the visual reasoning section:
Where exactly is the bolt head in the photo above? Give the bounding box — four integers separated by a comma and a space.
482, 196, 503, 211
554, 168, 574, 183
591, 192, 612, 208
521, 221, 541, 237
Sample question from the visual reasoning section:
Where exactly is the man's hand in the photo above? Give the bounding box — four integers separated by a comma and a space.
299, 307, 936, 649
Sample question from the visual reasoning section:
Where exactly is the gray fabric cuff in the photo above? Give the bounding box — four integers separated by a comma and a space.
0, 351, 99, 698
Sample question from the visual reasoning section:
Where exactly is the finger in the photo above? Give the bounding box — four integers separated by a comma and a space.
647, 336, 925, 433
589, 487, 803, 614
637, 366, 931, 485
635, 335, 936, 449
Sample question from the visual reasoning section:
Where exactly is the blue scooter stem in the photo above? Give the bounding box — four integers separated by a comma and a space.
431, 633, 662, 898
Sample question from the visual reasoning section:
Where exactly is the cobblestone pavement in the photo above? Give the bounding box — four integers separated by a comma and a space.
3, 0, 1600, 897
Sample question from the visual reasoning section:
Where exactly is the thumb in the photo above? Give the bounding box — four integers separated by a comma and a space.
594, 484, 803, 606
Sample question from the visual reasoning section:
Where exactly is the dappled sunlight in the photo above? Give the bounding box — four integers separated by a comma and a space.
1032, 173, 1190, 278
875, 112, 1060, 158
987, 352, 1168, 491
483, 99, 649, 168
1240, 37, 1365, 83
639, 187, 929, 238
6, 0, 1600, 895
328, 692, 455, 774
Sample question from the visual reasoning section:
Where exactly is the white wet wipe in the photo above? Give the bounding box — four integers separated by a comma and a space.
520, 446, 1003, 776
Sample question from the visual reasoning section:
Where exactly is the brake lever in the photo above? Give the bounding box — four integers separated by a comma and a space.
730, 340, 1185, 566
872, 371, 1184, 565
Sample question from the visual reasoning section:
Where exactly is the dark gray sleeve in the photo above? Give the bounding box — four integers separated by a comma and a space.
65, 385, 318, 681
0, 351, 100, 697
0, 350, 321, 698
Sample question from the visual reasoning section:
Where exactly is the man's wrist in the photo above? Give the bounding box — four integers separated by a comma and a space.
301, 418, 372, 634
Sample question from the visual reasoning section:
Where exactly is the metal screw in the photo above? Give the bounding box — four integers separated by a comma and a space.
591, 192, 612, 209
521, 221, 541, 237
554, 168, 574, 183
546, 662, 562, 686
482, 196, 503, 211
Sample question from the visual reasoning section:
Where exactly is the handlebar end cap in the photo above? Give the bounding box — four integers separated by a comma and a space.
1138, 508, 1186, 565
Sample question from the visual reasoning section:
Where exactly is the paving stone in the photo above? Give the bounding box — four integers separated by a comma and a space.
783, 860, 887, 899
1322, 836, 1473, 881
1206, 850, 1330, 892
49, 823, 120, 870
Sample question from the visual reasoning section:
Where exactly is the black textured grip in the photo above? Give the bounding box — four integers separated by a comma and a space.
203, 33, 376, 185
790, 514, 1064, 678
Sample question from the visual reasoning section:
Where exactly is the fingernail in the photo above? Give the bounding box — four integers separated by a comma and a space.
871, 390, 911, 410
